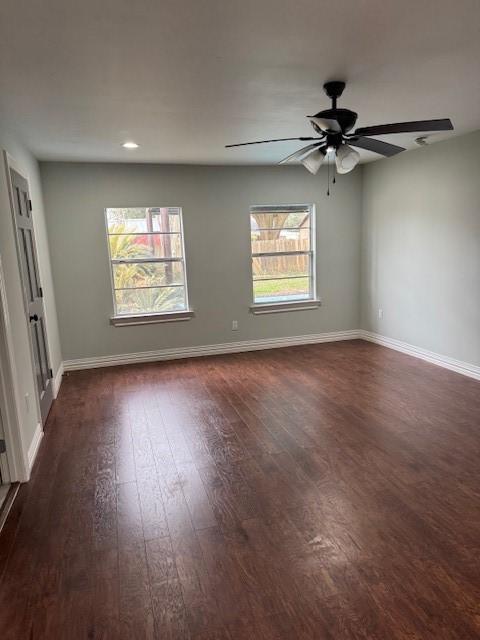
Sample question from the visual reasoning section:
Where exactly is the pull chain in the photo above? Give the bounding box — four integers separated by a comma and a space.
327, 153, 336, 196
327, 155, 330, 196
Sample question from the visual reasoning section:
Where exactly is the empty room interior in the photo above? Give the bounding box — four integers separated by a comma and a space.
0, 1, 479, 638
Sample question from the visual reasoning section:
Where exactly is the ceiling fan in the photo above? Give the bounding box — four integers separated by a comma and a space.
226, 81, 453, 176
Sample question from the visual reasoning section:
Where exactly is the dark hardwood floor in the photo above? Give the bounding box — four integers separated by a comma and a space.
1, 339, 479, 639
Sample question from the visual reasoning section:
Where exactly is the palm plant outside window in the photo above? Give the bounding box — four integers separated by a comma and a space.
250, 204, 315, 304
105, 207, 188, 316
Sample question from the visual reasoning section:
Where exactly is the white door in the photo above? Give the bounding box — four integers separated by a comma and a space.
10, 168, 53, 424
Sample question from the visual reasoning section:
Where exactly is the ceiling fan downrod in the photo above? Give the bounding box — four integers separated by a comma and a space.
323, 81, 346, 110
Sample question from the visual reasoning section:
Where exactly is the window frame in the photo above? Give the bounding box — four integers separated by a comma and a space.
104, 206, 193, 325
249, 203, 320, 314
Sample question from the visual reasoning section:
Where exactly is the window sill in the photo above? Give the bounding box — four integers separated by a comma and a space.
250, 299, 321, 315
110, 309, 194, 326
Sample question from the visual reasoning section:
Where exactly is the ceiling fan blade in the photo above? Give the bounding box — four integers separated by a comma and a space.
308, 116, 342, 133
349, 136, 405, 157
354, 118, 453, 137
278, 143, 322, 164
225, 136, 320, 148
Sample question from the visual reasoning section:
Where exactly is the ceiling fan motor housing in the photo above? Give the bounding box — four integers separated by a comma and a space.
312, 108, 358, 136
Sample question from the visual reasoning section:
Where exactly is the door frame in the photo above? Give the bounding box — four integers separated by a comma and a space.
0, 253, 29, 482
0, 405, 9, 485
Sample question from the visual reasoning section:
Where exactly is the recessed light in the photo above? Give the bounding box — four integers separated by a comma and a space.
122, 141, 139, 149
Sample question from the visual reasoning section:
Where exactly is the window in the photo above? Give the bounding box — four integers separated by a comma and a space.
250, 204, 317, 309
105, 207, 190, 322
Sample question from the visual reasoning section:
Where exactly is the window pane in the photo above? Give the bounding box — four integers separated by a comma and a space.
109, 233, 183, 259
113, 261, 184, 289
252, 254, 309, 280
107, 207, 182, 234
250, 210, 310, 231
251, 230, 310, 254
253, 277, 311, 303
150, 208, 181, 233
106, 208, 149, 233
115, 287, 186, 314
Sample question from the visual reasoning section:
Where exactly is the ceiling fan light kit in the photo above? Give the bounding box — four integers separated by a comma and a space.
226, 81, 453, 194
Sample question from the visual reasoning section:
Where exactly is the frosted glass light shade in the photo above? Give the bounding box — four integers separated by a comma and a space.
301, 148, 326, 175
335, 144, 360, 174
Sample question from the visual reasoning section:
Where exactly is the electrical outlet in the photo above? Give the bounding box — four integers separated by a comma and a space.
378, 308, 383, 320
232, 320, 238, 331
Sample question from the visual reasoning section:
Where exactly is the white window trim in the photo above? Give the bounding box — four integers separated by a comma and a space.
249, 203, 318, 313
105, 206, 192, 324
110, 309, 194, 326
250, 299, 321, 314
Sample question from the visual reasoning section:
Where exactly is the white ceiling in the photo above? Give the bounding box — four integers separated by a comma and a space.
0, 0, 479, 164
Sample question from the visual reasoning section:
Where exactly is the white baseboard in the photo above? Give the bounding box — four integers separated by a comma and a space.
63, 330, 361, 371
61, 329, 480, 382
360, 330, 480, 381
27, 422, 43, 475
52, 362, 64, 398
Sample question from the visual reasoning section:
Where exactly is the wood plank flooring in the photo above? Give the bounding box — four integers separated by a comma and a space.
1, 339, 480, 639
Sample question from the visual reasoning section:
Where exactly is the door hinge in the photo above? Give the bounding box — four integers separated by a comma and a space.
49, 368, 53, 379
0, 439, 6, 455
28, 199, 32, 211
39, 286, 43, 298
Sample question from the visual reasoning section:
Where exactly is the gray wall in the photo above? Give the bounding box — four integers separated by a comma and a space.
40, 163, 362, 361
362, 131, 480, 366
0, 127, 62, 472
